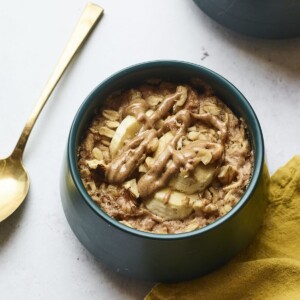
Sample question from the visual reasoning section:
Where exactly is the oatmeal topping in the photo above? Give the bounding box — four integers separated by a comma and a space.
78, 80, 253, 234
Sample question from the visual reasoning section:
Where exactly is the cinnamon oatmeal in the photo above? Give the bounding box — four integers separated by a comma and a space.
77, 80, 254, 234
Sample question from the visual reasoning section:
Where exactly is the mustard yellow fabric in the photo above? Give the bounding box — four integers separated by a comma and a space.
145, 156, 300, 300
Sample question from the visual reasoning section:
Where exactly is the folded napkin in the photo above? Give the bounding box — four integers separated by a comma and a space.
145, 156, 300, 300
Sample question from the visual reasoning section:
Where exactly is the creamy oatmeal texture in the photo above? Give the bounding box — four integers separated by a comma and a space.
78, 80, 253, 234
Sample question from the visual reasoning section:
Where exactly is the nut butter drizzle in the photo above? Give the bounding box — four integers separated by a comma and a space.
105, 87, 228, 198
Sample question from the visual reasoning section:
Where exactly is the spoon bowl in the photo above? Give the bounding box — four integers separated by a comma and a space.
0, 3, 103, 223
0, 156, 29, 222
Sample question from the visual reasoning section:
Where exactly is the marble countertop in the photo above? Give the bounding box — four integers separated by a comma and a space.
0, 0, 299, 299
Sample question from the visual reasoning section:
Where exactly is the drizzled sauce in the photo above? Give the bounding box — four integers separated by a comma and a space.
105, 87, 228, 198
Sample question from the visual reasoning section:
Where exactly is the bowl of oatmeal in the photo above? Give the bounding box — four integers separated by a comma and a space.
61, 60, 269, 281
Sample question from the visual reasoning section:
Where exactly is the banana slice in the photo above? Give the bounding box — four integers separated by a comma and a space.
169, 164, 216, 194
145, 188, 199, 220
109, 115, 142, 157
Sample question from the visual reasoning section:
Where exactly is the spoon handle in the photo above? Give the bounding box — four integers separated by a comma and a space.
11, 3, 103, 159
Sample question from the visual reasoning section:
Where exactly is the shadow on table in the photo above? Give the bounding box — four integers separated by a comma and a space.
96, 263, 154, 299
74, 243, 155, 299
0, 195, 28, 250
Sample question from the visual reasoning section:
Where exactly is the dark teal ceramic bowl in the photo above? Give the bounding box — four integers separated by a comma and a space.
60, 61, 269, 282
194, 0, 300, 39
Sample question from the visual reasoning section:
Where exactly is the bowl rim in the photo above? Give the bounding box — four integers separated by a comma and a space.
67, 60, 265, 241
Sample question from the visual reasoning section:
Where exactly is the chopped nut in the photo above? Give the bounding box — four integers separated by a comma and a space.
123, 179, 140, 198
209, 187, 219, 203
146, 95, 163, 106
173, 86, 188, 113
156, 226, 168, 234
86, 159, 106, 170
198, 133, 209, 141
145, 157, 154, 168
80, 167, 90, 178
99, 127, 115, 138
203, 190, 213, 200
179, 167, 190, 178
198, 149, 213, 165
139, 164, 148, 173
224, 191, 239, 204
182, 139, 191, 146
107, 184, 120, 197
187, 131, 200, 141
223, 204, 232, 213
203, 203, 218, 213
145, 109, 154, 117
218, 165, 238, 185
102, 109, 120, 121
202, 99, 221, 116
86, 181, 97, 193
193, 200, 205, 210
92, 147, 104, 160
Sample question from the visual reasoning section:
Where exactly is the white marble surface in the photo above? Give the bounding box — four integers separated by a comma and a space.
0, 0, 299, 299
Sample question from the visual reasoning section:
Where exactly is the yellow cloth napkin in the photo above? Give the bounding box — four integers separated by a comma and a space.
145, 156, 300, 300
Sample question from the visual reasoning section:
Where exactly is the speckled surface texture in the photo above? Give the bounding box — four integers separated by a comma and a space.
0, 0, 299, 299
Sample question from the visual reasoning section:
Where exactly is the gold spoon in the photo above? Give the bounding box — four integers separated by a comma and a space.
0, 3, 103, 222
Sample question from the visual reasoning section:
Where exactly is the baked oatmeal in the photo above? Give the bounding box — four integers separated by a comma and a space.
77, 79, 254, 234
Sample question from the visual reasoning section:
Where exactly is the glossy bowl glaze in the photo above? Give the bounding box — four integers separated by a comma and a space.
60, 61, 269, 282
194, 0, 300, 39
